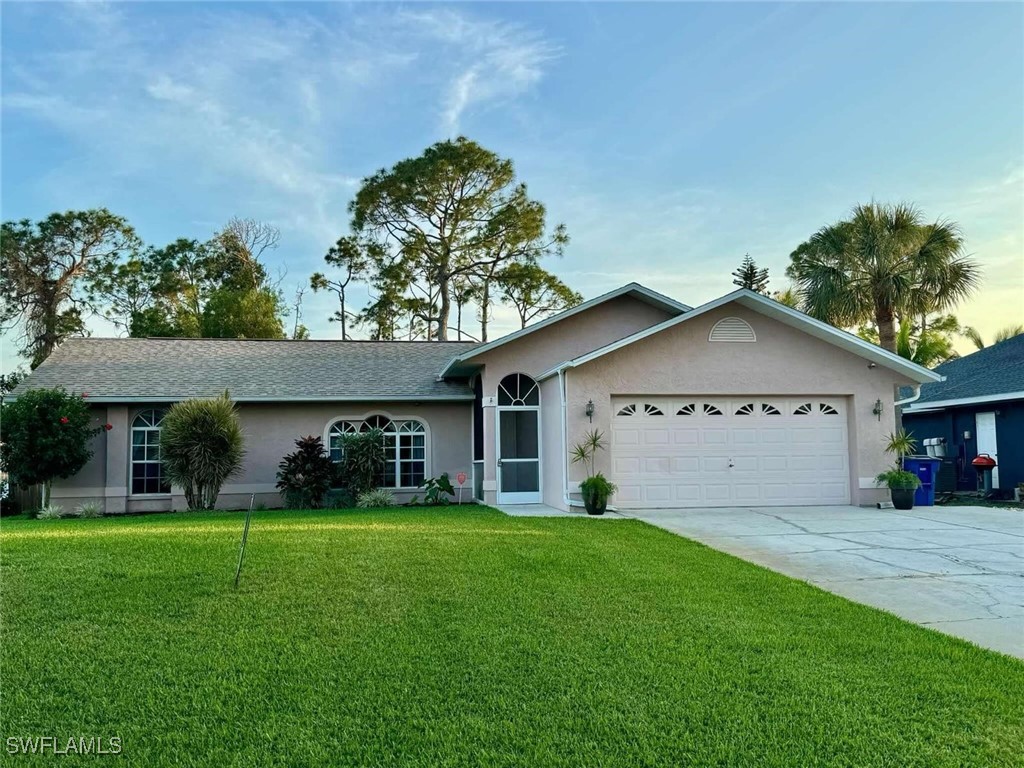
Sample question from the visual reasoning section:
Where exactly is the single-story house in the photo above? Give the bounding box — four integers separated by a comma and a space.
902, 333, 1024, 494
12, 283, 941, 513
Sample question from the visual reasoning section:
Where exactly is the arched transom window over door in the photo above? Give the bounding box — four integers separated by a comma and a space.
328, 415, 427, 489
131, 409, 170, 495
498, 373, 539, 406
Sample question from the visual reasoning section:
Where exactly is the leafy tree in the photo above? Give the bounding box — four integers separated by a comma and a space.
732, 254, 770, 294
276, 435, 337, 509
310, 236, 371, 340
0, 388, 112, 507
498, 263, 583, 329
962, 324, 1024, 350
160, 394, 245, 510
1, 210, 141, 367
0, 369, 27, 403
787, 203, 980, 353
99, 222, 287, 340
200, 287, 286, 338
857, 314, 960, 368
347, 137, 568, 340
771, 286, 801, 308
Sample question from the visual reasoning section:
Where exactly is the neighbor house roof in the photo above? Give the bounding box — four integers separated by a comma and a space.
13, 338, 479, 403
438, 282, 690, 377
537, 289, 944, 385
902, 334, 1024, 412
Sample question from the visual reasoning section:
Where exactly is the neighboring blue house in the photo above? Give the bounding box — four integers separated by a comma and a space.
902, 334, 1024, 496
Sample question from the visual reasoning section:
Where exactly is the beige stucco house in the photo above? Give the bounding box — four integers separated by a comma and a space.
14, 284, 941, 513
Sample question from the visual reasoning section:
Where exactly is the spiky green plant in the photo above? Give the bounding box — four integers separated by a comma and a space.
884, 430, 917, 468
160, 393, 245, 510
356, 489, 394, 508
962, 324, 1024, 350
570, 429, 607, 478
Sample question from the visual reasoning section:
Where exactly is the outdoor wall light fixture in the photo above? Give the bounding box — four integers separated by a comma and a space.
585, 399, 595, 422
872, 399, 883, 421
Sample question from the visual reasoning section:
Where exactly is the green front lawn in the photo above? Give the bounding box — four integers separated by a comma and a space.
2, 506, 1022, 766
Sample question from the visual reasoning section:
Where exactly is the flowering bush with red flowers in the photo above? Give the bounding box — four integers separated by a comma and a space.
0, 388, 110, 509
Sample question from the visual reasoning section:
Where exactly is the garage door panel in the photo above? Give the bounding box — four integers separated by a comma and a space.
702, 429, 728, 446
611, 395, 850, 508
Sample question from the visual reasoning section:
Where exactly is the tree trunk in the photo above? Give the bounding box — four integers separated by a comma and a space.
340, 289, 347, 340
456, 302, 463, 340
436, 277, 450, 340
480, 280, 490, 343
876, 306, 897, 353
42, 480, 52, 509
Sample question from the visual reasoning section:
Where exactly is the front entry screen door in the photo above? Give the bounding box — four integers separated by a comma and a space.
498, 409, 540, 503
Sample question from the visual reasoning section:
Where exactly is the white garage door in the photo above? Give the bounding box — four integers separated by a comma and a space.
611, 396, 850, 508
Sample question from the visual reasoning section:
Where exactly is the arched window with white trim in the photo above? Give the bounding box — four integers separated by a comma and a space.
131, 409, 170, 495
328, 415, 427, 489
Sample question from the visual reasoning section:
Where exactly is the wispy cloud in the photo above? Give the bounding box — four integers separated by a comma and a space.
395, 8, 559, 135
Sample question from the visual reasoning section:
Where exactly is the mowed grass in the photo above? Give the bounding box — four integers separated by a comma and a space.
1, 507, 1022, 767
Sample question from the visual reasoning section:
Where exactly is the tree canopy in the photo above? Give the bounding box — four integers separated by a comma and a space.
731, 255, 770, 294
786, 202, 980, 353
339, 137, 570, 340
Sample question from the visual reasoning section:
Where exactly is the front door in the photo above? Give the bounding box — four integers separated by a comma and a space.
976, 412, 999, 488
497, 408, 541, 504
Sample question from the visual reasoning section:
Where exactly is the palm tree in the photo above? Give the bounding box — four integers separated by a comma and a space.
787, 202, 981, 353
962, 324, 1024, 350
858, 315, 959, 368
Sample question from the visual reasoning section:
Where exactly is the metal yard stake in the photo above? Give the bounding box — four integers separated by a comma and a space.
234, 494, 255, 589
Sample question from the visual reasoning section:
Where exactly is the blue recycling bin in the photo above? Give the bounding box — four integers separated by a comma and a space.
903, 456, 940, 506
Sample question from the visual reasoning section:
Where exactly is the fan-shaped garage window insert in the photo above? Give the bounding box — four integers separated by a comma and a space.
794, 402, 813, 415
616, 403, 637, 417
819, 403, 839, 415
735, 403, 755, 416
676, 403, 696, 416
703, 403, 724, 416
761, 403, 782, 415
708, 317, 756, 342
498, 374, 540, 406
644, 404, 664, 416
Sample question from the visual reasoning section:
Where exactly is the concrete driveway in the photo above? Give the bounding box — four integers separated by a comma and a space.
623, 505, 1024, 658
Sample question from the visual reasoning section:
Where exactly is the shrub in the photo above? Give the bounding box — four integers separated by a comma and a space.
421, 474, 455, 506
36, 504, 64, 520
75, 500, 104, 518
0, 480, 20, 517
325, 489, 356, 509
356, 489, 394, 508
161, 393, 245, 510
276, 435, 336, 509
580, 473, 618, 507
0, 388, 111, 507
876, 469, 921, 490
339, 429, 385, 497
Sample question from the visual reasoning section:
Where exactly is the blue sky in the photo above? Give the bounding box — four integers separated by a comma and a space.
2, 1, 1022, 367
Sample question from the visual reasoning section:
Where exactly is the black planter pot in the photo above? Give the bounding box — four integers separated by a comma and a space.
890, 487, 915, 510
581, 489, 607, 516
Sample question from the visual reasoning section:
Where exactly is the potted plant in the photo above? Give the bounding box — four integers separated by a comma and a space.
875, 429, 921, 510
570, 429, 618, 515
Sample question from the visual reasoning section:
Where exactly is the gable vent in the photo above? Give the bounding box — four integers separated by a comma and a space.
708, 317, 756, 342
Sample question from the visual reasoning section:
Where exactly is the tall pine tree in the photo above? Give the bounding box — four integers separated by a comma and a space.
732, 254, 770, 295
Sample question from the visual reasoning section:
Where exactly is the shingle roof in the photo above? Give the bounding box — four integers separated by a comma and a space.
14, 338, 479, 402
908, 334, 1024, 406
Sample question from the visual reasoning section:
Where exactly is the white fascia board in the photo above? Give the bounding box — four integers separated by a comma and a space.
438, 282, 691, 377
903, 391, 1024, 412
538, 289, 943, 384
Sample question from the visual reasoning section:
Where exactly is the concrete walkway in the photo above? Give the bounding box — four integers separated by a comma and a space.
623, 505, 1024, 659
497, 503, 627, 518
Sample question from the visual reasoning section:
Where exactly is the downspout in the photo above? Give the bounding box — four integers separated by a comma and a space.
895, 384, 923, 408
559, 367, 573, 509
